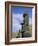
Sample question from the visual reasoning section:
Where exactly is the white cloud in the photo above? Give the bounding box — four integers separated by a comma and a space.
12, 14, 23, 32
12, 24, 21, 32
12, 14, 23, 23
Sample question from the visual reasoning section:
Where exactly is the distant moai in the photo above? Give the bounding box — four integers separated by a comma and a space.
21, 14, 29, 37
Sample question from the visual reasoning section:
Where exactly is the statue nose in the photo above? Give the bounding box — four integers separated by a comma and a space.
20, 23, 24, 25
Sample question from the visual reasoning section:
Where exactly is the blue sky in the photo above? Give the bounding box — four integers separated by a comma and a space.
11, 7, 32, 32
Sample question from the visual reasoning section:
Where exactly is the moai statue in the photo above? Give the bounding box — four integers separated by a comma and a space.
16, 14, 31, 38
21, 14, 30, 37
23, 14, 29, 32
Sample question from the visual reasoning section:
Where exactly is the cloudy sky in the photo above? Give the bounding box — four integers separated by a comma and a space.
11, 7, 32, 32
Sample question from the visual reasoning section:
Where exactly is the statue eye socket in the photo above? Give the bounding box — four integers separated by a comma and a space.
26, 24, 28, 26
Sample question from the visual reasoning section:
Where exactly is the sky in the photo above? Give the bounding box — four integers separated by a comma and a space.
11, 6, 32, 32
